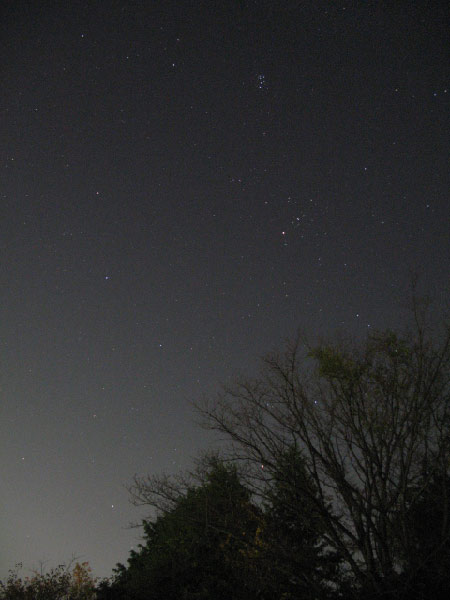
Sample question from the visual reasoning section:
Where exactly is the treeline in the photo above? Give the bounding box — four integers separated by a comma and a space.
97, 454, 343, 600
3, 303, 450, 599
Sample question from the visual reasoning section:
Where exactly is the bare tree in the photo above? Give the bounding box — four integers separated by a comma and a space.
195, 311, 450, 597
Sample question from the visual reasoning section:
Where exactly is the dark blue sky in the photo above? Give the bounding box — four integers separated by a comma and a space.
1, 0, 449, 580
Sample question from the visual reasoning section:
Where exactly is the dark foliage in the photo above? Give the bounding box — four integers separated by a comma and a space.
195, 311, 450, 598
102, 460, 262, 599
258, 447, 342, 599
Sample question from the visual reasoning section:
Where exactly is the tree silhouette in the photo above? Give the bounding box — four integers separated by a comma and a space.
257, 446, 342, 599
0, 562, 96, 600
195, 309, 450, 598
107, 458, 262, 599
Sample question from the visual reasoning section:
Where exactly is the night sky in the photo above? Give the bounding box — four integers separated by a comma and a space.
1, 0, 449, 580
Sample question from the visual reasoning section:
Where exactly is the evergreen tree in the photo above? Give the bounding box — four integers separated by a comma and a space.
108, 459, 261, 599
259, 447, 341, 599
